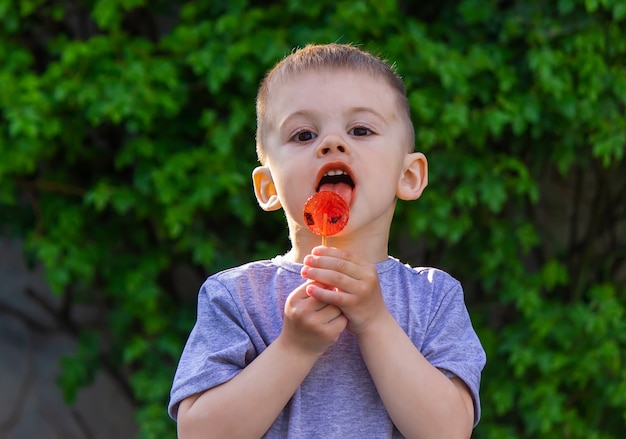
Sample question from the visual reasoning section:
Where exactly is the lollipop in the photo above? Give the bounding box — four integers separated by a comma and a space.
303, 191, 350, 246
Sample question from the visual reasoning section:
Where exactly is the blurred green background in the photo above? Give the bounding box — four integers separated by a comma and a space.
0, 0, 624, 437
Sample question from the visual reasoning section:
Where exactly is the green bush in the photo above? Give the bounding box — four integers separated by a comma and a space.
1, 0, 624, 437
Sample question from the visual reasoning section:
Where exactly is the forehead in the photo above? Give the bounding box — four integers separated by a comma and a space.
265, 68, 401, 121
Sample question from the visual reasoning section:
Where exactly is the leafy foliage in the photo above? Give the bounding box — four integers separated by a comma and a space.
0, 0, 624, 437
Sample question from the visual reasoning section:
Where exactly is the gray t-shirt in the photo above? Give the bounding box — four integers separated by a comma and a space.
169, 256, 486, 438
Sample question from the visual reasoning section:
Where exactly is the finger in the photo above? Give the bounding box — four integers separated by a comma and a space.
306, 283, 350, 307
286, 282, 325, 314
304, 252, 363, 281
327, 313, 348, 331
287, 280, 322, 304
311, 245, 365, 267
302, 265, 356, 293
316, 304, 344, 323
312, 301, 330, 312
311, 245, 352, 259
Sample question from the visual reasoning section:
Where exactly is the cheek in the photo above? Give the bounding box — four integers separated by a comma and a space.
362, 158, 403, 195
274, 166, 306, 190
273, 174, 308, 210
370, 181, 398, 201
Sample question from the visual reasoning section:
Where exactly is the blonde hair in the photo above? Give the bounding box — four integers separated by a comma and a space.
255, 43, 415, 163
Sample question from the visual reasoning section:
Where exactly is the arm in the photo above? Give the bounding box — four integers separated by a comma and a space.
302, 246, 474, 438
177, 282, 347, 439
356, 311, 474, 438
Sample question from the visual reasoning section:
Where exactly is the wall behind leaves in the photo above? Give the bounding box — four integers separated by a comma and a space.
1, 0, 624, 437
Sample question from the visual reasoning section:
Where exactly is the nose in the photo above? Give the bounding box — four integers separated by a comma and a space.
316, 133, 350, 157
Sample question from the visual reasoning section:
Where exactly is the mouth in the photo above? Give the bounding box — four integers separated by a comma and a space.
316, 163, 355, 206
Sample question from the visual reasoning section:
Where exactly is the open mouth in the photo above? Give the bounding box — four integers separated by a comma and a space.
316, 170, 355, 191
316, 166, 355, 206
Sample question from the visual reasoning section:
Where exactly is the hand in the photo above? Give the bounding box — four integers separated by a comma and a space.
279, 281, 348, 356
301, 246, 388, 335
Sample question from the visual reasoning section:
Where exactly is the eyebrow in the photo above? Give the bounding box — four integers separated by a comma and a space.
278, 110, 316, 131
349, 106, 389, 122
279, 106, 389, 131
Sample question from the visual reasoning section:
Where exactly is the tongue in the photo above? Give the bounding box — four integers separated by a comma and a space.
319, 183, 353, 206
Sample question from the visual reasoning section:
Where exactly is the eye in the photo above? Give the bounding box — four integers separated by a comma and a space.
291, 130, 317, 143
349, 126, 373, 136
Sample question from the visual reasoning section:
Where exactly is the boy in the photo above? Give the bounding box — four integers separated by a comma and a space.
169, 43, 486, 438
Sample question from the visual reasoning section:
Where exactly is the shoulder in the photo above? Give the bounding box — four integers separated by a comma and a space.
197, 260, 280, 303
199, 258, 301, 312
378, 258, 467, 327
209, 259, 278, 283
382, 258, 462, 294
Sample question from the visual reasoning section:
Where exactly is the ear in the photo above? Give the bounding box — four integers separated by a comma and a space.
397, 152, 428, 200
252, 166, 282, 211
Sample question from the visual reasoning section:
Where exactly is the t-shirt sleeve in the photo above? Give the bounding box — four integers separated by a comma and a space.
168, 278, 256, 420
420, 274, 486, 426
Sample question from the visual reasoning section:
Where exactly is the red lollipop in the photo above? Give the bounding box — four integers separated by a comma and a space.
303, 191, 350, 245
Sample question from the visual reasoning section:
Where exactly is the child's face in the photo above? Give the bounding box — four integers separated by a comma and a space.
255, 69, 422, 239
